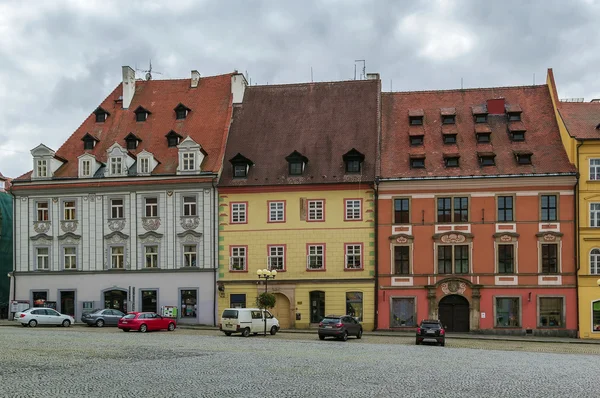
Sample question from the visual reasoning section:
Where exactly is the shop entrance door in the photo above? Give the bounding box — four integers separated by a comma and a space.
309, 291, 325, 324
59, 291, 75, 316
104, 290, 127, 313
438, 294, 470, 332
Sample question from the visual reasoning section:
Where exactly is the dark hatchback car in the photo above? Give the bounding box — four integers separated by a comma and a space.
81, 309, 125, 327
318, 315, 363, 341
415, 319, 445, 346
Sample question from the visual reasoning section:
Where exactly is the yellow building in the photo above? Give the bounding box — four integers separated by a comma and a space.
547, 69, 600, 338
217, 79, 380, 330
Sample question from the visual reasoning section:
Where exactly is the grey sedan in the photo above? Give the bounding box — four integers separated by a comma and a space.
81, 309, 125, 327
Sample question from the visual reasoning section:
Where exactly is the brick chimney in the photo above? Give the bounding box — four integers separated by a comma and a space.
487, 98, 505, 115
191, 70, 200, 88
121, 66, 136, 109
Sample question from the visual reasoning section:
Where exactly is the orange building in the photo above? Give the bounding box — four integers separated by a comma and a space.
377, 85, 578, 336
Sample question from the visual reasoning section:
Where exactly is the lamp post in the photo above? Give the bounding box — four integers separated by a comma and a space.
257, 269, 277, 336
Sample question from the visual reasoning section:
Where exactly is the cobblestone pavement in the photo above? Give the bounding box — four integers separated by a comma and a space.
0, 327, 598, 398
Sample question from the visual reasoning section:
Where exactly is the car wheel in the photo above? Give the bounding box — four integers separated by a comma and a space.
28, 320, 37, 328
270, 326, 277, 335
224, 332, 232, 336
318, 334, 325, 340
167, 323, 175, 331
139, 324, 148, 333
96, 319, 105, 328
21, 323, 28, 327
415, 338, 421, 345
341, 331, 348, 341
62, 320, 71, 327
242, 328, 250, 337
122, 328, 130, 332
357, 328, 363, 339
440, 340, 445, 347
253, 332, 258, 336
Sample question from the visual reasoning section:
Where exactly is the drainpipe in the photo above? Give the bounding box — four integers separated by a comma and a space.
575, 140, 583, 337
374, 177, 380, 331
212, 178, 218, 326
8, 185, 16, 320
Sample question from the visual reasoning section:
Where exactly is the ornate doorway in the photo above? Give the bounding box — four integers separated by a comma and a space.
438, 295, 470, 332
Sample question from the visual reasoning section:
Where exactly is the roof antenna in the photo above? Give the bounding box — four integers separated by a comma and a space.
136, 59, 162, 81
533, 73, 535, 85
355, 59, 366, 80
461, 77, 463, 90
311, 66, 313, 82
390, 79, 393, 92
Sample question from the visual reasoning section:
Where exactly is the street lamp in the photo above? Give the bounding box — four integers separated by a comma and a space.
257, 268, 277, 336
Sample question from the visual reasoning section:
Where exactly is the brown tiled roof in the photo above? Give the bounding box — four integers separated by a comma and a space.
558, 102, 600, 140
219, 80, 379, 187
474, 124, 492, 133
15, 73, 234, 180
471, 105, 487, 114
381, 85, 576, 179
505, 104, 522, 113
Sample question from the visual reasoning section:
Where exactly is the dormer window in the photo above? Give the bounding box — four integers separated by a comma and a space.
445, 156, 460, 167
176, 137, 206, 174
182, 153, 195, 171
166, 130, 182, 147
37, 159, 48, 177
229, 153, 254, 178
515, 153, 532, 165
478, 153, 496, 166
410, 136, 424, 146
408, 109, 424, 126
511, 131, 526, 141
174, 103, 191, 120
442, 115, 455, 124
139, 158, 150, 174
234, 164, 247, 177
410, 156, 425, 169
342, 148, 365, 174
134, 106, 151, 122
443, 134, 457, 145
93, 107, 109, 123
505, 104, 523, 122
124, 133, 141, 150
507, 112, 521, 122
474, 114, 488, 123
110, 157, 123, 174
285, 151, 308, 176
82, 160, 91, 176
81, 133, 98, 150
476, 133, 491, 143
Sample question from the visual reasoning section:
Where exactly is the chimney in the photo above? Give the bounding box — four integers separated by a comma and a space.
121, 66, 136, 109
231, 73, 248, 105
191, 70, 200, 88
366, 73, 380, 80
486, 98, 505, 115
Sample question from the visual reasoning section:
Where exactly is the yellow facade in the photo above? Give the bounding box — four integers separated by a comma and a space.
217, 187, 375, 330
548, 72, 600, 338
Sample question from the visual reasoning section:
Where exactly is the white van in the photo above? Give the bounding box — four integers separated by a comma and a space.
220, 308, 280, 337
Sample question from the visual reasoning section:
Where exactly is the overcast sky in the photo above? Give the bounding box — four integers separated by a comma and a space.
0, 0, 599, 178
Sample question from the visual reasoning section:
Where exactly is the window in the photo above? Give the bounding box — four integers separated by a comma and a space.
110, 246, 124, 269
180, 289, 197, 318
231, 202, 247, 223
183, 245, 197, 267
230, 246, 246, 271
474, 114, 487, 123
445, 157, 459, 167
345, 244, 362, 270
110, 157, 123, 175
36, 247, 49, 270
497, 245, 514, 274
394, 198, 410, 224
476, 133, 490, 143
442, 115, 455, 124
145, 245, 158, 268
37, 201, 49, 221
497, 196, 514, 222
234, 164, 247, 178
289, 162, 303, 175
64, 247, 76, 270
437, 197, 468, 223
111, 199, 124, 219
391, 298, 416, 327
437, 245, 469, 274
182, 152, 195, 171
443, 134, 457, 144
511, 131, 525, 142
82, 160, 91, 176
346, 292, 363, 321
139, 158, 150, 174
590, 249, 600, 274
539, 297, 563, 327
183, 196, 197, 217
508, 112, 521, 121
410, 136, 424, 146
394, 246, 410, 275
409, 116, 423, 125
136, 112, 147, 122
410, 157, 425, 168
479, 155, 495, 166
541, 244, 558, 273
307, 245, 324, 270
95, 112, 106, 123
590, 159, 600, 180
63, 201, 76, 220
268, 246, 285, 271
345, 199, 362, 221
167, 134, 179, 147
591, 203, 600, 227
83, 139, 95, 150
145, 197, 158, 217
593, 301, 600, 332
176, 108, 187, 120
37, 160, 48, 178
516, 154, 531, 164
496, 298, 520, 327
268, 201, 285, 222
307, 200, 324, 221
346, 159, 361, 173
126, 138, 137, 150
541, 195, 557, 221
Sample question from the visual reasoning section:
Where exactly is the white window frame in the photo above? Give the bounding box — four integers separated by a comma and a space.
269, 201, 285, 222
345, 244, 362, 269
268, 245, 285, 271
183, 196, 197, 217
230, 246, 247, 271
591, 248, 600, 275
110, 198, 124, 219
36, 159, 48, 178
110, 157, 123, 175
63, 247, 77, 270
36, 201, 49, 221
231, 203, 247, 224
82, 160, 91, 177
591, 203, 600, 227
144, 245, 159, 268
590, 159, 600, 181
307, 244, 325, 270
345, 199, 362, 220
36, 247, 50, 270
182, 152, 195, 171
110, 246, 124, 269
307, 200, 324, 221
139, 157, 150, 174
145, 197, 158, 217
183, 244, 197, 267
63, 200, 76, 221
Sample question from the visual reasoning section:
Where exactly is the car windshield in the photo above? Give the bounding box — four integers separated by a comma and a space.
122, 314, 136, 319
421, 323, 441, 329
222, 310, 238, 319
321, 317, 340, 324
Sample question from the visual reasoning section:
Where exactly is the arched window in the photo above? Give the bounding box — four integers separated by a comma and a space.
590, 249, 600, 274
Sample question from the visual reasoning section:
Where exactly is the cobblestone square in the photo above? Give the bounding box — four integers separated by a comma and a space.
0, 327, 598, 398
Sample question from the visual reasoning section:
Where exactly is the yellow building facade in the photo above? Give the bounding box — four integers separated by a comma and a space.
547, 69, 600, 338
217, 186, 376, 330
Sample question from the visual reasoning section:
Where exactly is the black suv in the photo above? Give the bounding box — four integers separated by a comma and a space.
318, 315, 363, 341
415, 319, 445, 346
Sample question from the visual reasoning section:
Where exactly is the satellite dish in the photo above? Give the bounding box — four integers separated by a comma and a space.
145, 72, 152, 81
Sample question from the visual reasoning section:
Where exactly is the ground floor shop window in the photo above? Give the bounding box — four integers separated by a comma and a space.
180, 290, 197, 318
539, 297, 563, 327
391, 297, 415, 327
495, 297, 520, 327
141, 290, 157, 313
346, 292, 363, 321
230, 294, 246, 308
32, 291, 48, 307
593, 301, 600, 332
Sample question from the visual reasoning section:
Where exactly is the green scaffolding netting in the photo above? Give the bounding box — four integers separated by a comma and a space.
0, 192, 13, 315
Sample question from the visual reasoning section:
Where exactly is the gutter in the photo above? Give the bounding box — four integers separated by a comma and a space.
8, 184, 16, 319
373, 177, 380, 331
575, 140, 583, 337
212, 178, 218, 327
377, 172, 578, 182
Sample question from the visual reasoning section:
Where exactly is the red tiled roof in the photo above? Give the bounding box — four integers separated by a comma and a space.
440, 107, 456, 116
15, 73, 234, 180
381, 85, 576, 179
558, 101, 600, 140
219, 80, 379, 187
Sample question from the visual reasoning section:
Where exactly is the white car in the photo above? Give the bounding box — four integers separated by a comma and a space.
15, 308, 75, 328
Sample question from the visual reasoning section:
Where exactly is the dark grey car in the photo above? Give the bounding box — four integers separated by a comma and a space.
318, 315, 363, 341
81, 309, 125, 327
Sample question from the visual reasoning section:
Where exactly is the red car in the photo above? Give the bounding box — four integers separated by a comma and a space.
118, 312, 176, 333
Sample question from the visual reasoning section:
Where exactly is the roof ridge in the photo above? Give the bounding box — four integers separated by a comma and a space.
383, 84, 547, 96
250, 79, 377, 89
